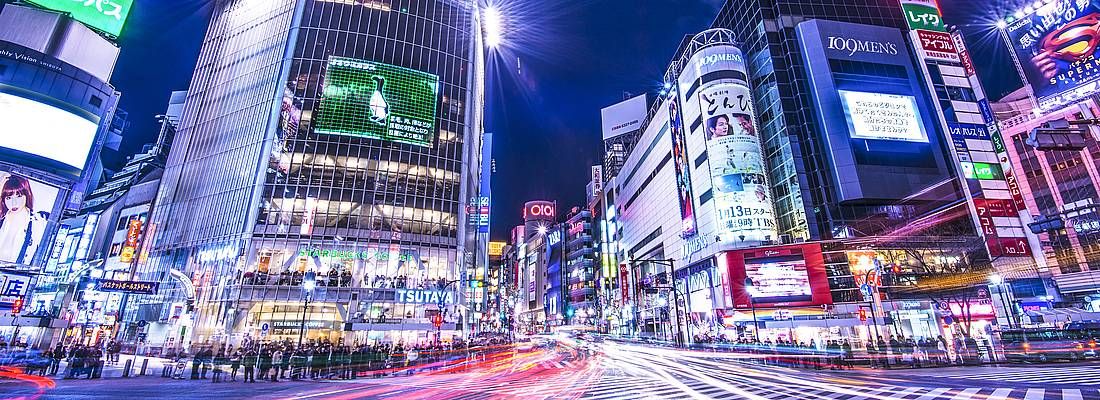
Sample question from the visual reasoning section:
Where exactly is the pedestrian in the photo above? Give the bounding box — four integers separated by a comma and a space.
271, 348, 283, 382
280, 347, 291, 379
200, 348, 212, 379
258, 347, 272, 381
229, 351, 241, 382
242, 349, 257, 383
212, 350, 225, 383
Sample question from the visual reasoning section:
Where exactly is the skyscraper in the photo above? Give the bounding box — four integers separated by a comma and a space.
142, 0, 486, 348
712, 0, 926, 241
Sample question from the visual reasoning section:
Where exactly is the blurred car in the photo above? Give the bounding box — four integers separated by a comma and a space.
515, 340, 536, 353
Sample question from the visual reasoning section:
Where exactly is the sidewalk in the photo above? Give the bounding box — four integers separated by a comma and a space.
54, 354, 171, 379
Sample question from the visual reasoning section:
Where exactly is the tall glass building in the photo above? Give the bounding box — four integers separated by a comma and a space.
712, 0, 914, 241
140, 0, 485, 349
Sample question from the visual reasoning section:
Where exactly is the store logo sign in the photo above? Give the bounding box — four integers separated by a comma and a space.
826, 36, 900, 57
395, 289, 453, 304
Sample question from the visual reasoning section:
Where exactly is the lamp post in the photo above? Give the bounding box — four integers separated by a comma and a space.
298, 270, 316, 347
743, 277, 760, 343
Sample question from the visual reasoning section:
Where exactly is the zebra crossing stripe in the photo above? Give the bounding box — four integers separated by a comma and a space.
1023, 388, 1045, 400
1062, 389, 1084, 400
913, 388, 953, 399
947, 388, 982, 400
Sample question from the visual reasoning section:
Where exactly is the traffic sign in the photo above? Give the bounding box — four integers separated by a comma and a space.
261, 323, 270, 336
860, 284, 873, 300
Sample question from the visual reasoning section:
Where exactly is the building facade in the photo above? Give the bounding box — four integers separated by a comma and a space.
141, 0, 486, 350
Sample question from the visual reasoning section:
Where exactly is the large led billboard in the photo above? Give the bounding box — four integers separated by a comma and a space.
314, 57, 439, 147
725, 243, 832, 308
0, 92, 98, 171
1004, 0, 1100, 111
0, 169, 58, 265
838, 90, 928, 143
25, 0, 133, 37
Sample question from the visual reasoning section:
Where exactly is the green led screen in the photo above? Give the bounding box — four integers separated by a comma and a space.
25, 0, 133, 37
314, 57, 439, 147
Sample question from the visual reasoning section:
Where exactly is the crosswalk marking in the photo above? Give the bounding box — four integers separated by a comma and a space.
1023, 388, 1045, 400
914, 388, 952, 399
986, 388, 1014, 400
1062, 389, 1084, 400
949, 388, 981, 399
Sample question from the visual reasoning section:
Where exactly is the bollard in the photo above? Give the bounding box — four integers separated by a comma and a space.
140, 359, 149, 376
123, 359, 133, 377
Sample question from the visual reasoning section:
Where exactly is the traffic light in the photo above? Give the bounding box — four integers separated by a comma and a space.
10, 298, 23, 314
858, 309, 867, 322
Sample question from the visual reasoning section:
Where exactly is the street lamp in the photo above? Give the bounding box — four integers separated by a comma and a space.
743, 277, 760, 343
298, 270, 316, 347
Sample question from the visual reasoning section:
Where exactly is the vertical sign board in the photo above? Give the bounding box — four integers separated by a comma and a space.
898, 0, 1032, 257
119, 218, 142, 263
666, 91, 698, 238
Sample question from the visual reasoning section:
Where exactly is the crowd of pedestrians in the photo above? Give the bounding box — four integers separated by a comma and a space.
162, 337, 497, 383
688, 334, 986, 369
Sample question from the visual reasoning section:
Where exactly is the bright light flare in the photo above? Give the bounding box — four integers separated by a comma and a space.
484, 6, 504, 48
995, 19, 1007, 29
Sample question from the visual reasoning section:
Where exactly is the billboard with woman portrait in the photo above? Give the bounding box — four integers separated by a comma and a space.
0, 170, 58, 265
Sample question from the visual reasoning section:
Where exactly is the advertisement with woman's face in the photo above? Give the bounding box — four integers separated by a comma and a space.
697, 83, 777, 242
0, 170, 57, 265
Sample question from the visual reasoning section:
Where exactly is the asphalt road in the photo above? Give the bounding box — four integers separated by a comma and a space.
4, 341, 1100, 399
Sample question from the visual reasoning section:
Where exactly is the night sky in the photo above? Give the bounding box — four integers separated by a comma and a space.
107, 0, 1031, 242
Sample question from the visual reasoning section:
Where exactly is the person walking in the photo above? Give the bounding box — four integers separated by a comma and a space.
242, 349, 257, 383
211, 350, 225, 383
271, 348, 283, 382
258, 347, 272, 381
279, 347, 291, 379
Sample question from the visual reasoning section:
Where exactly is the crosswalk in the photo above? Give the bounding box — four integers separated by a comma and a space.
579, 376, 1100, 400
928, 366, 1100, 387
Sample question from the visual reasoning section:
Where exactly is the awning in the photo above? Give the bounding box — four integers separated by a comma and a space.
1024, 307, 1100, 323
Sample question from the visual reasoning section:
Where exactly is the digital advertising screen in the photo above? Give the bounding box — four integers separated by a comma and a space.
25, 0, 133, 36
314, 57, 439, 147
1004, 0, 1100, 110
725, 244, 832, 308
744, 254, 812, 301
0, 169, 59, 265
838, 90, 928, 143
0, 92, 98, 171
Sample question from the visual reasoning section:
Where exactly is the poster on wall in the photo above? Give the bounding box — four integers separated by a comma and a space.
667, 93, 697, 237
697, 83, 778, 242
0, 170, 57, 265
1004, 0, 1100, 110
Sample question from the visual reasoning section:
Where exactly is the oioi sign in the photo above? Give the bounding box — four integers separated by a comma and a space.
26, 0, 134, 37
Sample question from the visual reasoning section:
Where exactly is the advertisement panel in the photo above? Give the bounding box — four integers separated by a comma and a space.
913, 29, 960, 63
488, 241, 505, 257
314, 57, 439, 147
667, 93, 697, 237
0, 271, 32, 309
0, 92, 99, 171
839, 90, 929, 142
94, 279, 158, 295
600, 94, 647, 140
522, 201, 555, 222
901, 0, 946, 32
698, 83, 777, 241
25, 0, 134, 36
725, 243, 832, 308
0, 170, 58, 265
1004, 0, 1100, 110
118, 218, 141, 263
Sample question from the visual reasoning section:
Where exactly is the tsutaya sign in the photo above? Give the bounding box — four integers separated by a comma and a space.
395, 288, 453, 304
26, 0, 134, 36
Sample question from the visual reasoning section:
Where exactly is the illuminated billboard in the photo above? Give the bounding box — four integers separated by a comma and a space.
0, 92, 98, 171
0, 169, 59, 265
667, 93, 697, 237
522, 201, 555, 222
314, 57, 439, 147
601, 94, 647, 140
678, 44, 778, 243
1003, 0, 1100, 111
839, 90, 928, 143
25, 0, 133, 36
725, 243, 832, 308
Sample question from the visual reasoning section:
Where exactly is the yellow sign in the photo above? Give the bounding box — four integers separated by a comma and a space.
488, 241, 505, 257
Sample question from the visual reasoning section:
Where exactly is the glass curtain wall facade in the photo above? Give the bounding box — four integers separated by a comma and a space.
142, 0, 484, 350
711, 0, 908, 241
